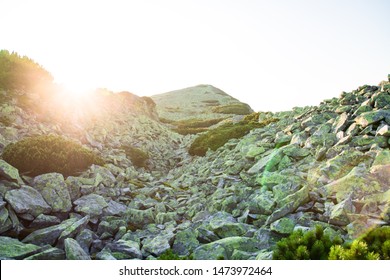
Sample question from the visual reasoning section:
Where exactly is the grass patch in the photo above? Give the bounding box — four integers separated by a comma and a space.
121, 145, 149, 168
212, 103, 252, 115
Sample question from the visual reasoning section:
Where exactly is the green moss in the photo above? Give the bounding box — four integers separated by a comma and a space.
1, 135, 104, 176
272, 225, 343, 260
121, 145, 149, 168
212, 103, 252, 115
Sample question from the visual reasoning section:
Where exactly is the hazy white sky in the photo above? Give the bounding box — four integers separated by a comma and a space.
1, 0, 389, 112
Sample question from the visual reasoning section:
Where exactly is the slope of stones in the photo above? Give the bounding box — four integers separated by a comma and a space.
0, 79, 390, 260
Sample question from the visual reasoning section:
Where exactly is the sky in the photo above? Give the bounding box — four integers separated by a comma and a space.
1, 0, 389, 112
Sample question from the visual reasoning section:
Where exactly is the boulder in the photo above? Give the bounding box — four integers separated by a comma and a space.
142, 232, 174, 256
104, 239, 142, 259
5, 185, 51, 217
74, 194, 108, 220
125, 208, 154, 229
355, 110, 390, 127
270, 217, 295, 235
24, 247, 65, 260
64, 238, 91, 260
0, 160, 23, 184
329, 197, 355, 226
22, 218, 78, 246
29, 214, 61, 229
33, 173, 72, 213
172, 229, 199, 256
0, 236, 41, 259
103, 200, 127, 216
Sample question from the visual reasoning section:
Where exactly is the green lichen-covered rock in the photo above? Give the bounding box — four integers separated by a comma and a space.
324, 166, 381, 202
105, 239, 142, 259
125, 208, 155, 230
266, 186, 310, 225
74, 194, 108, 219
58, 215, 90, 245
355, 110, 390, 127
64, 238, 91, 260
24, 247, 65, 260
0, 159, 23, 184
372, 149, 390, 167
22, 218, 78, 246
5, 185, 51, 217
33, 173, 72, 213
270, 217, 296, 235
248, 150, 283, 174
172, 229, 200, 256
0, 236, 41, 259
142, 232, 174, 257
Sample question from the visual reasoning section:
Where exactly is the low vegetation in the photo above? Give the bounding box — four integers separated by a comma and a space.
172, 118, 226, 135
121, 144, 149, 168
2, 135, 104, 176
273, 226, 390, 260
272, 225, 343, 260
329, 226, 390, 260
189, 113, 277, 156
0, 50, 52, 92
212, 103, 252, 115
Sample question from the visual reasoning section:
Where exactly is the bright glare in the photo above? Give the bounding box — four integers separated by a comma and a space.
1, 0, 390, 112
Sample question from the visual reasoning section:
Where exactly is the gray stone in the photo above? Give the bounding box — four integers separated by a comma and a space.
0, 236, 41, 259
329, 197, 355, 226
74, 194, 108, 219
270, 217, 295, 235
58, 215, 90, 245
142, 232, 174, 256
247, 150, 283, 174
29, 214, 61, 229
355, 110, 390, 127
103, 200, 127, 216
172, 229, 199, 256
125, 208, 154, 229
24, 247, 65, 260
22, 218, 77, 246
5, 185, 51, 217
64, 238, 91, 260
33, 173, 72, 213
105, 239, 142, 259
0, 160, 23, 184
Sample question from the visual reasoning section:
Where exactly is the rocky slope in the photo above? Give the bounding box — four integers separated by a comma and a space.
0, 78, 390, 260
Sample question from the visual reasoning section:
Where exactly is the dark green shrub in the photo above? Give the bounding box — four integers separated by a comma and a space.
212, 103, 252, 115
329, 226, 390, 260
121, 145, 149, 168
173, 127, 209, 135
189, 122, 260, 156
1, 135, 104, 176
272, 225, 343, 260
157, 249, 193, 260
172, 118, 226, 135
